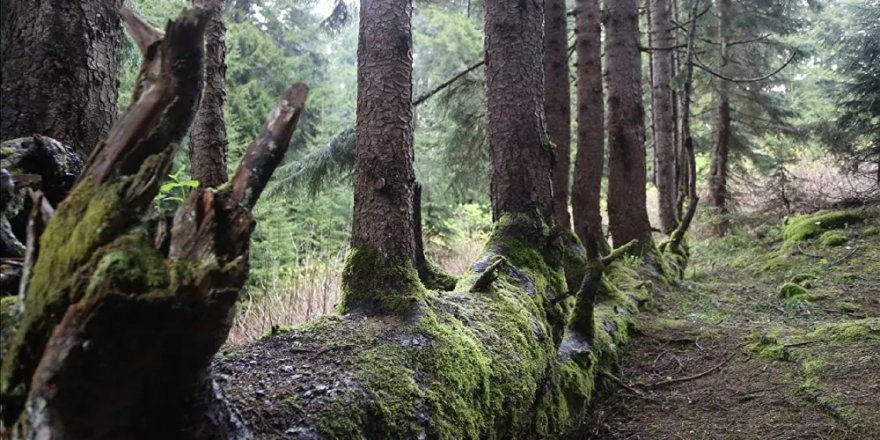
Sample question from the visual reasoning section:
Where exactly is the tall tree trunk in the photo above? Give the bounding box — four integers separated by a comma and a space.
650, 0, 678, 233
709, 0, 731, 233
189, 0, 230, 188
0, 0, 123, 158
606, 0, 653, 248
342, 0, 420, 315
485, 0, 553, 225
545, 0, 572, 229
571, 0, 605, 248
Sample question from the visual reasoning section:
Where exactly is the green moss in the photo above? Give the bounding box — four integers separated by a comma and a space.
819, 230, 848, 247
777, 282, 809, 299
747, 335, 787, 361
783, 210, 863, 245
838, 302, 861, 313
266, 214, 670, 439
790, 273, 818, 285
340, 245, 426, 315
807, 319, 880, 342
0, 296, 18, 358
420, 261, 457, 291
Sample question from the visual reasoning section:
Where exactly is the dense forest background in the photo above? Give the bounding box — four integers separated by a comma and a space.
0, 0, 878, 437
118, 0, 877, 341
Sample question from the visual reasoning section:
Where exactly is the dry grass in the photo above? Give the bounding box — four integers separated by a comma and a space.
227, 251, 345, 346
226, 232, 488, 346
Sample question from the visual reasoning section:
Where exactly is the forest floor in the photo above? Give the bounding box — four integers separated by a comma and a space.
585, 206, 880, 440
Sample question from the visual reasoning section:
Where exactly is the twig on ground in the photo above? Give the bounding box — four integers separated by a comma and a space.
796, 243, 824, 259
783, 340, 821, 348
645, 351, 738, 388
824, 247, 858, 268
599, 371, 659, 401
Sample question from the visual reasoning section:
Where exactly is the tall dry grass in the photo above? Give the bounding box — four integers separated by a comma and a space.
226, 231, 488, 346
227, 249, 346, 346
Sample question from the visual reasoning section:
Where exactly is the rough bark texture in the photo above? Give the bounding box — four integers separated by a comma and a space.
709, 0, 732, 233
650, 0, 678, 233
606, 0, 653, 248
571, 0, 605, 249
0, 9, 310, 437
190, 0, 230, 188
545, 0, 572, 230
0, 0, 123, 158
485, 0, 554, 226
343, 0, 420, 315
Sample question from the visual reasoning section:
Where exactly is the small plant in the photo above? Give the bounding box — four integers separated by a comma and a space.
623, 254, 643, 267
155, 169, 199, 212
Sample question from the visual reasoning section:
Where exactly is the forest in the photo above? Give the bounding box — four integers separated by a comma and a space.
0, 0, 877, 438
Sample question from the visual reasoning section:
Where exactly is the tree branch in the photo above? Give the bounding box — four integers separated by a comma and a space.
226, 83, 309, 210
694, 53, 796, 83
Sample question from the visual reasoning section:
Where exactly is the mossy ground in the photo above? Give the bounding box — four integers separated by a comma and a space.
586, 206, 879, 439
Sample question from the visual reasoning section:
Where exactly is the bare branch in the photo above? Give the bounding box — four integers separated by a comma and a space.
227, 83, 309, 210
694, 53, 796, 83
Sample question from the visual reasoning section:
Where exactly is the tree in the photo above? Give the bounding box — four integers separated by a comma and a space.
606, 0, 653, 247
189, 0, 230, 188
545, 0, 573, 229
707, 0, 732, 231
485, 0, 553, 225
341, 0, 422, 315
571, 0, 606, 249
0, 0, 124, 157
649, 0, 678, 233
0, 9, 310, 435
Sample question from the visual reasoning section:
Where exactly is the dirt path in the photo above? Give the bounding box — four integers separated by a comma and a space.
585, 209, 880, 440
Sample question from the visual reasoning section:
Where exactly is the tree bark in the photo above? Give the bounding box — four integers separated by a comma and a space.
606, 0, 653, 248
545, 0, 572, 229
650, 0, 678, 233
667, 0, 701, 253
0, 0, 123, 158
571, 0, 605, 249
485, 0, 554, 226
0, 9, 310, 436
342, 0, 421, 315
189, 0, 230, 188
709, 0, 732, 233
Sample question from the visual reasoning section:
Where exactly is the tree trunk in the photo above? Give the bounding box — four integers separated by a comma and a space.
189, 0, 230, 188
571, 0, 605, 249
650, 0, 678, 233
485, 0, 554, 226
545, 0, 572, 229
606, 0, 653, 248
709, 0, 732, 233
342, 0, 421, 316
666, 0, 701, 253
0, 9, 310, 437
0, 0, 123, 158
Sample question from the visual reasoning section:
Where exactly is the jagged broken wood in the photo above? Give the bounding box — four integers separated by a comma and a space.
0, 7, 309, 438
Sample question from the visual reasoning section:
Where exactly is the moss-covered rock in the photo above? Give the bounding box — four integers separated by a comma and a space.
819, 230, 847, 247
807, 319, 880, 342
783, 210, 863, 245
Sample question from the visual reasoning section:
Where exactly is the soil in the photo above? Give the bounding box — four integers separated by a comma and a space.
585, 207, 880, 440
